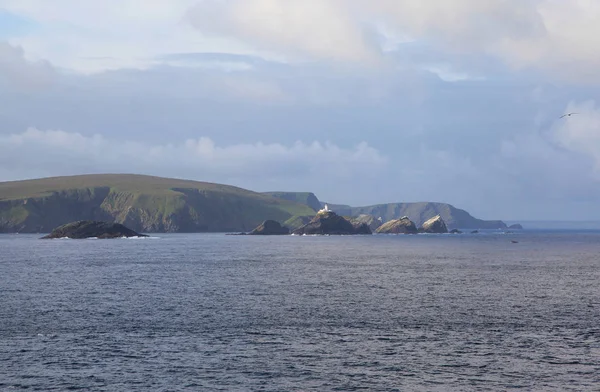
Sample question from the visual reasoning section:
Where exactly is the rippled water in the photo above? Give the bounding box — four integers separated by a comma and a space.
1, 231, 600, 391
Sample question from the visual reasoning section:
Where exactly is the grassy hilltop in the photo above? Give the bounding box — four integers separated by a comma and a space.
0, 174, 315, 233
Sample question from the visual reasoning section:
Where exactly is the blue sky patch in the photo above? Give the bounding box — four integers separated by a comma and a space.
0, 10, 37, 38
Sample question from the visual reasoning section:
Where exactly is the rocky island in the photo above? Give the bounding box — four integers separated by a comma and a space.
249, 220, 290, 235
41, 221, 147, 239
376, 216, 418, 234
293, 207, 371, 235
419, 215, 449, 234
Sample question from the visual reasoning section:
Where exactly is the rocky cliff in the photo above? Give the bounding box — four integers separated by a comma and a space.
0, 174, 316, 233
261, 192, 322, 212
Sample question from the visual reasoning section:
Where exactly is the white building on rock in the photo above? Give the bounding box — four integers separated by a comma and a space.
319, 203, 331, 213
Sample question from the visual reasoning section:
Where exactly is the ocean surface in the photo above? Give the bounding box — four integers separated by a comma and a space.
1, 231, 600, 391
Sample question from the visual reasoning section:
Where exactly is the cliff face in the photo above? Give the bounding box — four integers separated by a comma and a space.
261, 192, 322, 212
0, 187, 114, 233
322, 202, 507, 230
0, 175, 315, 233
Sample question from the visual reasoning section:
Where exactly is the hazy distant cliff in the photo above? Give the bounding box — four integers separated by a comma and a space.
0, 174, 315, 233
260, 191, 510, 230
321, 202, 508, 230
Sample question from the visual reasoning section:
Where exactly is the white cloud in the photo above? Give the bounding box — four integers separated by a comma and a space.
0, 41, 54, 87
3, 0, 600, 80
0, 128, 387, 182
187, 0, 600, 81
0, 0, 254, 73
187, 0, 378, 65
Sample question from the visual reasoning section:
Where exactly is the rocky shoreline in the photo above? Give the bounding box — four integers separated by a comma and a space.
242, 211, 455, 236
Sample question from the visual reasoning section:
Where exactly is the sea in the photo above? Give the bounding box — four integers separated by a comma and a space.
1, 230, 599, 391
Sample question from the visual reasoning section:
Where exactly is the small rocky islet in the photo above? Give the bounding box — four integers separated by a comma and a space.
41, 221, 147, 239
249, 220, 290, 235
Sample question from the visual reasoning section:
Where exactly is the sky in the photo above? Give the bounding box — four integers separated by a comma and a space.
1, 0, 600, 221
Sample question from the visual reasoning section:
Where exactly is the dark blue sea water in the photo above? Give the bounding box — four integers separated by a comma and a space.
1, 231, 600, 391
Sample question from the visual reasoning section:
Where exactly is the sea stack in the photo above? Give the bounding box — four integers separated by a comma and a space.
376, 216, 418, 234
419, 215, 449, 234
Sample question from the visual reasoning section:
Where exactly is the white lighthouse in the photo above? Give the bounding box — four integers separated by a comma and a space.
319, 203, 331, 213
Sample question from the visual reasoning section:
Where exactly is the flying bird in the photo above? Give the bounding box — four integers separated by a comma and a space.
560, 112, 578, 119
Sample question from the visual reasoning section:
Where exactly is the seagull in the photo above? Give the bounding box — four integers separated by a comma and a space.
560, 112, 578, 119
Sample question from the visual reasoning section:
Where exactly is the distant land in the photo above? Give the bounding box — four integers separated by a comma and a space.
320, 202, 508, 230
1, 174, 514, 233
505, 221, 600, 230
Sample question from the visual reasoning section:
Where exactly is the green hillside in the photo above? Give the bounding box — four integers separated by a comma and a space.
0, 174, 315, 233
261, 192, 322, 211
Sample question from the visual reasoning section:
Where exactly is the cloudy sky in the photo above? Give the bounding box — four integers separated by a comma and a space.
1, 0, 600, 220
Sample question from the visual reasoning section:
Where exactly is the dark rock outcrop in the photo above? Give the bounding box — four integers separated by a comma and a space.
376, 216, 417, 234
41, 221, 147, 239
293, 211, 371, 235
419, 215, 448, 234
350, 214, 383, 231
508, 224, 524, 230
249, 220, 289, 235
449, 229, 463, 234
